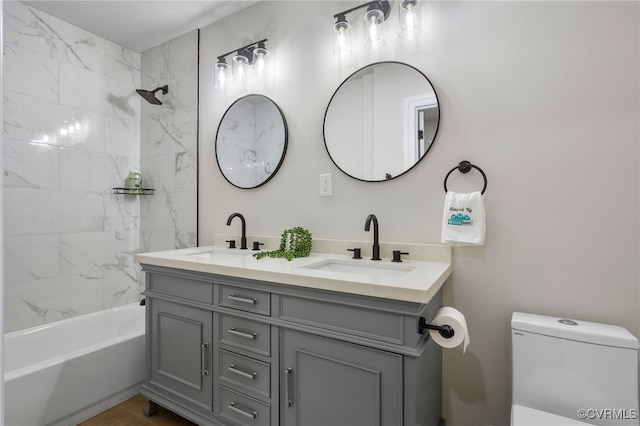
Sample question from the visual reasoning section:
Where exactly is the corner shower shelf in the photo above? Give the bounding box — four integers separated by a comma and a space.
112, 188, 155, 195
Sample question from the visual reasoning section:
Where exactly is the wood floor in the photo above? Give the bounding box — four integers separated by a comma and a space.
79, 395, 196, 426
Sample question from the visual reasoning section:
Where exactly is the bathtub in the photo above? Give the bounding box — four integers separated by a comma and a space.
4, 302, 146, 426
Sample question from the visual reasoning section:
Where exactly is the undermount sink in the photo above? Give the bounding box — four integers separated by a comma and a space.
185, 250, 246, 260
302, 259, 414, 278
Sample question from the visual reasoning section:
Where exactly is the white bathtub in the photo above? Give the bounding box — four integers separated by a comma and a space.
4, 302, 146, 426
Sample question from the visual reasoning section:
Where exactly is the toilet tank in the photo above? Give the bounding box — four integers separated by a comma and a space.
512, 312, 639, 425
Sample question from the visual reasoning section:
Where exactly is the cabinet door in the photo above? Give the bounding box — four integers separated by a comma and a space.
148, 298, 213, 411
281, 329, 403, 426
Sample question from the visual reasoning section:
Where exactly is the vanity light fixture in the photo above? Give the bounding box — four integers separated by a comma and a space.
363, 1, 389, 49
399, 0, 422, 40
333, 14, 353, 56
333, 1, 390, 53
214, 58, 229, 90
332, 0, 422, 56
215, 39, 269, 90
252, 41, 269, 78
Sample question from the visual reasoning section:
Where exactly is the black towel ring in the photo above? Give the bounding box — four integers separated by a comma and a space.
443, 160, 487, 195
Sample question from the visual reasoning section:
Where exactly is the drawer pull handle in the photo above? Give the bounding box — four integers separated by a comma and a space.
201, 342, 209, 376
228, 402, 257, 420
228, 294, 258, 305
285, 367, 293, 407
228, 364, 257, 380
228, 327, 258, 340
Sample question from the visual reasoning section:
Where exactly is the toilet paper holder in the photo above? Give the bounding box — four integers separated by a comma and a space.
418, 317, 455, 338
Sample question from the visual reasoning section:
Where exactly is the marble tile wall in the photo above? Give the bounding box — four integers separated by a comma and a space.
3, 2, 143, 331
140, 31, 198, 252
3, 3, 198, 332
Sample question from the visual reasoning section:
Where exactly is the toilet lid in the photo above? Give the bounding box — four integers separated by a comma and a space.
511, 405, 593, 426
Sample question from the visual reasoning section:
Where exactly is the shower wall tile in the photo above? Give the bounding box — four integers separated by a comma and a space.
4, 235, 60, 284
59, 149, 136, 193
142, 150, 199, 195
4, 189, 104, 235
105, 116, 140, 157
104, 193, 140, 232
4, 91, 106, 151
141, 191, 179, 232
140, 230, 177, 253
176, 230, 197, 250
104, 267, 141, 308
106, 41, 141, 86
3, 2, 106, 73
4, 139, 60, 189
143, 154, 176, 192
59, 231, 136, 276
59, 63, 140, 119
141, 191, 196, 235
147, 109, 198, 156
140, 31, 198, 117
4, 273, 104, 332
175, 151, 197, 191
4, 45, 59, 102
4, 1, 197, 331
140, 229, 196, 252
140, 29, 198, 252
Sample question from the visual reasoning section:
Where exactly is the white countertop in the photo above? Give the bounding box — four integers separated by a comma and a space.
134, 243, 452, 304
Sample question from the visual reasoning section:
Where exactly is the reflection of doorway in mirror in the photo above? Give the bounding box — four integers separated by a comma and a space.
403, 93, 438, 169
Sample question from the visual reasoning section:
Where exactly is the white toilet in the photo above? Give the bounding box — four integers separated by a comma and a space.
511, 312, 640, 425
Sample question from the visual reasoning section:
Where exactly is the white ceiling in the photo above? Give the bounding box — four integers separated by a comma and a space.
22, 0, 260, 53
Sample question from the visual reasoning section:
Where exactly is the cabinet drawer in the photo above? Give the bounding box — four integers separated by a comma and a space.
219, 350, 270, 398
220, 315, 271, 357
220, 285, 270, 316
219, 386, 271, 426
279, 295, 404, 345
147, 273, 212, 304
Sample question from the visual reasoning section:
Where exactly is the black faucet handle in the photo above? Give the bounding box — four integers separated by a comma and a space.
252, 241, 264, 251
225, 239, 236, 249
347, 248, 362, 259
391, 250, 409, 262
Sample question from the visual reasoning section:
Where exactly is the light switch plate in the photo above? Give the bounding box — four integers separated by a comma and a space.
319, 173, 332, 197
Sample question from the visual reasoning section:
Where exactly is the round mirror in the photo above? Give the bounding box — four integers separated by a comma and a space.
216, 94, 288, 189
323, 62, 439, 182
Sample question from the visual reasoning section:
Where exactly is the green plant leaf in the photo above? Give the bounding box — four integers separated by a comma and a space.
253, 227, 312, 261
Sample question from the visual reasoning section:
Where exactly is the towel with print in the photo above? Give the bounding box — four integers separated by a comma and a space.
441, 191, 485, 246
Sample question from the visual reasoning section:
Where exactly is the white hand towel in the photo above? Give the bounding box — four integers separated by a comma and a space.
441, 191, 486, 246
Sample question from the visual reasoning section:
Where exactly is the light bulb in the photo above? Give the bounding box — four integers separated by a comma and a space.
252, 44, 269, 79
364, 8, 385, 49
399, 0, 422, 40
233, 52, 250, 86
333, 15, 353, 56
215, 59, 229, 90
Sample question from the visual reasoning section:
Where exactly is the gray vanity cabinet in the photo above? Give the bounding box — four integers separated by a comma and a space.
147, 298, 213, 411
281, 329, 403, 426
140, 265, 444, 426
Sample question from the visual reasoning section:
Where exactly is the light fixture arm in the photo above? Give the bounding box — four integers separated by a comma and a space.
217, 38, 268, 62
333, 1, 391, 21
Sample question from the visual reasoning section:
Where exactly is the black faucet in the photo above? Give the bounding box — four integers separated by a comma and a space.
226, 213, 247, 249
364, 214, 381, 261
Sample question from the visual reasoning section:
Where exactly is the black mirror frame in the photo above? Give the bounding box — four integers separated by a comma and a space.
215, 94, 288, 189
323, 61, 440, 182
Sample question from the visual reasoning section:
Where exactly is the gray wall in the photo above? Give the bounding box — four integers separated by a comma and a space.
199, 1, 640, 424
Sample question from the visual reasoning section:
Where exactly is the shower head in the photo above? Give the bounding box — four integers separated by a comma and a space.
136, 85, 168, 105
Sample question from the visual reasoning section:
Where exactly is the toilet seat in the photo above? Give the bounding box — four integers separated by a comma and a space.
511, 405, 593, 426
